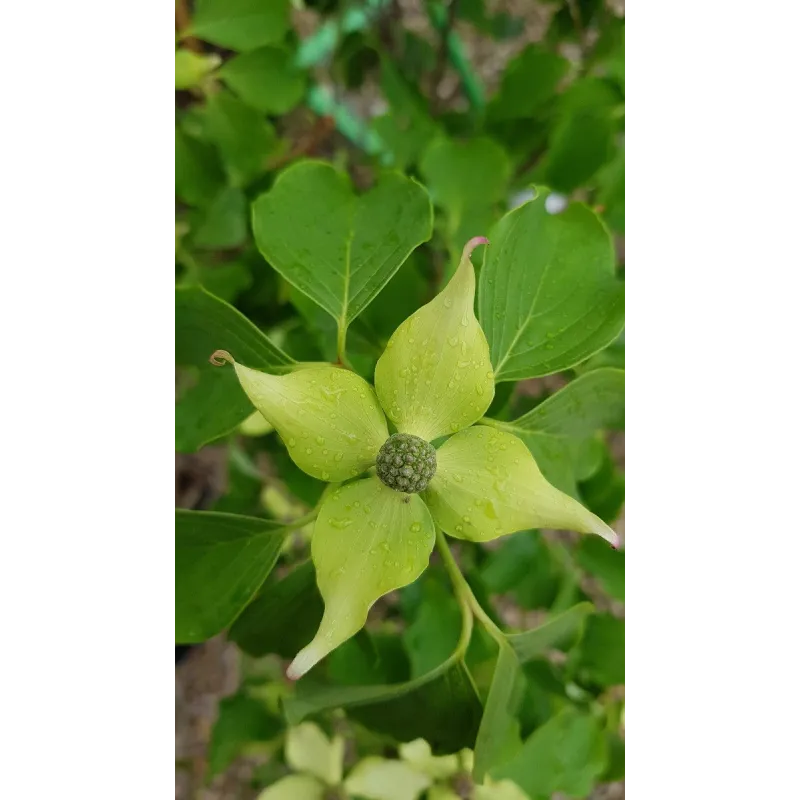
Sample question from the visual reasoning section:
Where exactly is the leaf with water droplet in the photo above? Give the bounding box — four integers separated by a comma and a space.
286, 477, 435, 680
423, 426, 617, 546
374, 238, 495, 441
252, 161, 432, 347
224, 359, 388, 481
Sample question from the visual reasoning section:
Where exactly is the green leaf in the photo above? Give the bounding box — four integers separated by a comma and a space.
176, 510, 288, 642
423, 427, 617, 545
286, 477, 435, 680
344, 757, 432, 800
576, 536, 624, 601
488, 45, 568, 121
204, 89, 277, 185
578, 443, 625, 523
402, 575, 462, 679
175, 286, 294, 452
286, 722, 344, 785
175, 127, 226, 207
284, 605, 483, 754
229, 561, 324, 658
473, 643, 526, 781
252, 161, 432, 343
219, 46, 306, 113
373, 238, 494, 441
478, 189, 624, 381
540, 78, 620, 193
574, 613, 624, 687
191, 186, 248, 249
223, 358, 389, 482
198, 261, 253, 303
503, 369, 624, 437
491, 708, 607, 797
207, 691, 283, 777
190, 0, 290, 51
506, 602, 594, 662
419, 137, 511, 234
175, 48, 220, 89
373, 112, 438, 171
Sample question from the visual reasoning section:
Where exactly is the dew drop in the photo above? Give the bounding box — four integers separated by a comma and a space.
330, 518, 352, 529
410, 522, 422, 532
316, 436, 325, 445
288, 437, 297, 446
305, 447, 313, 454
444, 297, 453, 308
334, 452, 344, 462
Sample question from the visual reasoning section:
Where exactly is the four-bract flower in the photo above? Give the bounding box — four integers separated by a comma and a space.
211, 237, 618, 680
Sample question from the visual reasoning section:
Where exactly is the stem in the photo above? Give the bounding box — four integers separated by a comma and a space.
435, 529, 506, 645
336, 323, 355, 370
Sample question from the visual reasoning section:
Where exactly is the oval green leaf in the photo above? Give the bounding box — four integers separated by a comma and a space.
478, 190, 624, 382
175, 510, 288, 643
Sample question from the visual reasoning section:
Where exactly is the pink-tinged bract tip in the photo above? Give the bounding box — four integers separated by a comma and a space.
463, 236, 490, 260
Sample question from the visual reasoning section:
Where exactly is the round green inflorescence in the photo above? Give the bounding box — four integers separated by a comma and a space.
375, 433, 437, 494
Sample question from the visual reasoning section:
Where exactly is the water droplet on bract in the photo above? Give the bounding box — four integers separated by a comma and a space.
353, 501, 360, 508
410, 522, 421, 532
444, 297, 453, 308
334, 452, 344, 461
288, 437, 297, 446
462, 515, 471, 523
316, 436, 325, 445
322, 471, 330, 480
448, 336, 459, 347
475, 384, 485, 395
330, 518, 352, 529
455, 524, 464, 533
461, 315, 469, 327
453, 474, 463, 483
305, 447, 313, 454
322, 449, 329, 455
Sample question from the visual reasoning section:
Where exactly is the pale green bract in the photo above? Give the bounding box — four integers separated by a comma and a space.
213, 237, 618, 679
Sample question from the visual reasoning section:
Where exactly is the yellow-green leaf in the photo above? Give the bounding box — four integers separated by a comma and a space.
374, 238, 495, 441
286, 477, 435, 680
344, 757, 432, 800
423, 427, 618, 546
285, 722, 344, 786
215, 353, 388, 482
255, 775, 325, 800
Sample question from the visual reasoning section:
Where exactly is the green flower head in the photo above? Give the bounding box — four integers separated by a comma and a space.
211, 237, 617, 680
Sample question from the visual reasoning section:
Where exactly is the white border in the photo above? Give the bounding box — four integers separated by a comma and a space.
627, 1, 800, 796
2, 1, 174, 796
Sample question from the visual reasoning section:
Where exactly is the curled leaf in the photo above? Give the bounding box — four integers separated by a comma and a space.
216, 354, 388, 482
374, 237, 495, 441
423, 427, 618, 546
287, 477, 435, 680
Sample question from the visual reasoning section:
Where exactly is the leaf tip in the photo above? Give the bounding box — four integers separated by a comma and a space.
463, 236, 490, 260
286, 641, 328, 682
209, 349, 235, 367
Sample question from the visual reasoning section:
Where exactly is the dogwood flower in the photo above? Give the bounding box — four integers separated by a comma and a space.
211, 237, 617, 680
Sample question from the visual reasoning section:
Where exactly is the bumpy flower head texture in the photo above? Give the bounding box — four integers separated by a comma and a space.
212, 237, 618, 680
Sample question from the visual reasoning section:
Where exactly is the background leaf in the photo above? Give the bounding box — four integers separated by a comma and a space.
190, 0, 290, 51
175, 286, 294, 452
207, 691, 283, 778
175, 510, 288, 642
229, 561, 324, 659
491, 707, 607, 796
219, 46, 306, 114
478, 190, 624, 381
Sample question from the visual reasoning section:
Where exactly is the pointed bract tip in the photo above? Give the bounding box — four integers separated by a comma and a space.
285, 642, 326, 682
463, 236, 490, 260
210, 349, 235, 367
